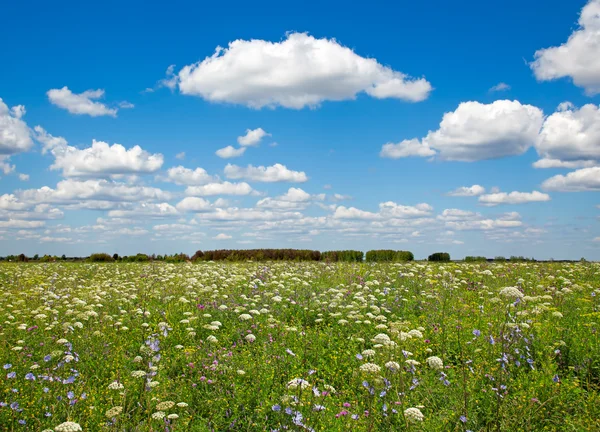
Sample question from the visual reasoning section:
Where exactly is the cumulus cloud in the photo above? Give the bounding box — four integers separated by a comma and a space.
238, 128, 271, 146
107, 203, 178, 218
257, 187, 325, 210
185, 181, 256, 196
224, 163, 308, 182
35, 127, 163, 177
176, 32, 432, 109
381, 100, 544, 161
0, 98, 33, 156
213, 233, 232, 240
379, 202, 433, 218
18, 173, 29, 181
47, 87, 118, 117
161, 165, 215, 185
380, 138, 436, 159
18, 179, 171, 206
447, 185, 486, 197
437, 208, 523, 230
215, 146, 246, 158
195, 207, 303, 222
176, 197, 213, 212
534, 103, 600, 166
531, 0, 600, 95
541, 166, 600, 191
478, 191, 551, 206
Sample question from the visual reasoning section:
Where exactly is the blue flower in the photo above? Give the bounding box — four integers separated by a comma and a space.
44, 355, 52, 362
7, 372, 16, 379
472, 329, 480, 337
3, 364, 11, 370
460, 415, 467, 423
271, 404, 281, 412
25, 373, 36, 381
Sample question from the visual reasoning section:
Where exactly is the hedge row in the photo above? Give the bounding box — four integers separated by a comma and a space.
321, 250, 364, 262
365, 250, 414, 262
464, 256, 487, 262
192, 249, 322, 262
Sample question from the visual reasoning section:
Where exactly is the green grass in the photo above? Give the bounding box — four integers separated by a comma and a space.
0, 261, 599, 431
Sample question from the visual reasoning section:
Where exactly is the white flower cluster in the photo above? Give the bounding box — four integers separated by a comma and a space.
426, 356, 444, 370
404, 407, 424, 423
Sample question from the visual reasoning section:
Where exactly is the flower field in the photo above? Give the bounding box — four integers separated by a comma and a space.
1, 261, 599, 431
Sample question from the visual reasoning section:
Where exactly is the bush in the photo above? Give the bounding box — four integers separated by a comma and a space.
192, 249, 321, 262
464, 256, 487, 262
88, 253, 115, 262
428, 252, 450, 262
321, 250, 364, 262
365, 250, 414, 262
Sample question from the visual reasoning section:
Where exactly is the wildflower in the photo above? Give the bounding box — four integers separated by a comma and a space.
359, 363, 381, 374
206, 335, 218, 343
105, 406, 123, 417
239, 314, 252, 321
167, 414, 179, 419
385, 361, 401, 371
404, 407, 424, 423
108, 381, 124, 390
156, 401, 175, 410
426, 356, 444, 370
54, 422, 82, 432
151, 411, 166, 419
361, 349, 376, 358
131, 370, 147, 378
287, 378, 310, 390
245, 334, 256, 343
177, 402, 188, 407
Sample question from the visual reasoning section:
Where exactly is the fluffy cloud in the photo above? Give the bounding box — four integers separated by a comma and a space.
379, 202, 433, 218
107, 203, 178, 218
35, 127, 163, 177
380, 138, 436, 159
381, 100, 544, 161
213, 233, 232, 240
185, 181, 255, 196
0, 98, 33, 156
176, 197, 213, 212
534, 103, 600, 166
447, 185, 486, 197
224, 163, 308, 182
215, 146, 246, 158
19, 179, 171, 205
438, 208, 523, 230
541, 167, 600, 191
530, 0, 600, 95
489, 82, 511, 92
176, 32, 432, 109
162, 166, 214, 185
195, 207, 303, 222
238, 128, 271, 146
478, 191, 551, 206
257, 187, 325, 210
47, 87, 118, 117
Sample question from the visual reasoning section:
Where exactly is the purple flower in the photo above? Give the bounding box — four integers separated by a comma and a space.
44, 355, 52, 362
18, 420, 26, 425
313, 405, 325, 412
271, 405, 281, 412
553, 374, 560, 383
7, 372, 16, 379
351, 414, 359, 420
45, 412, 52, 417
284, 407, 293, 415
3, 364, 11, 369
489, 335, 495, 345
472, 329, 480, 337
10, 402, 19, 410
460, 415, 467, 423
356, 354, 363, 360
25, 373, 36, 381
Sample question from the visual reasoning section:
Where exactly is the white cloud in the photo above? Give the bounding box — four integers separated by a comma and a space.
0, 220, 45, 229
380, 138, 436, 159
238, 128, 271, 146
489, 82, 511, 92
175, 152, 186, 160
224, 163, 308, 182
478, 191, 551, 206
35, 127, 163, 177
107, 203, 178, 218
47, 87, 118, 117
195, 207, 303, 222
532, 158, 598, 169
447, 185, 486, 197
535, 103, 600, 166
176, 197, 213, 212
379, 202, 433, 218
176, 32, 432, 109
381, 100, 543, 162
0, 98, 33, 155
541, 166, 600, 191
333, 206, 379, 220
0, 156, 15, 175
530, 0, 600, 95
18, 173, 29, 181
438, 208, 523, 231
213, 233, 232, 240
118, 101, 135, 109
185, 181, 255, 196
215, 145, 246, 158
257, 187, 324, 210
162, 165, 215, 185
19, 179, 171, 205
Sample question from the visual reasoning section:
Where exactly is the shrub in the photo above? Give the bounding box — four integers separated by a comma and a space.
428, 252, 450, 262
88, 253, 115, 262
365, 250, 414, 262
464, 256, 487, 262
321, 250, 364, 262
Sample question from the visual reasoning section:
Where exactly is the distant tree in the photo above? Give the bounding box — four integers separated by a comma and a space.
33, 254, 39, 260
61, 254, 66, 260
113, 253, 119, 261
89, 253, 115, 262
428, 252, 450, 262
17, 254, 28, 262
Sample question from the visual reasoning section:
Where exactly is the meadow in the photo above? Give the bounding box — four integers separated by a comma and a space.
0, 261, 599, 431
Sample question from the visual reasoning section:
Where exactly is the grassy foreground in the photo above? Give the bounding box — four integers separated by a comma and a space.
0, 261, 599, 431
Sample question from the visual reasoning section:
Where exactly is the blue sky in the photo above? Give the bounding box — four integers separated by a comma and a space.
1, 0, 599, 259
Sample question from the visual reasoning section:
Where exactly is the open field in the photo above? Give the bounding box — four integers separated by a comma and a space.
1, 262, 599, 431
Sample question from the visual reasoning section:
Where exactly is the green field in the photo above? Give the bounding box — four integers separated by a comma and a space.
1, 262, 599, 431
